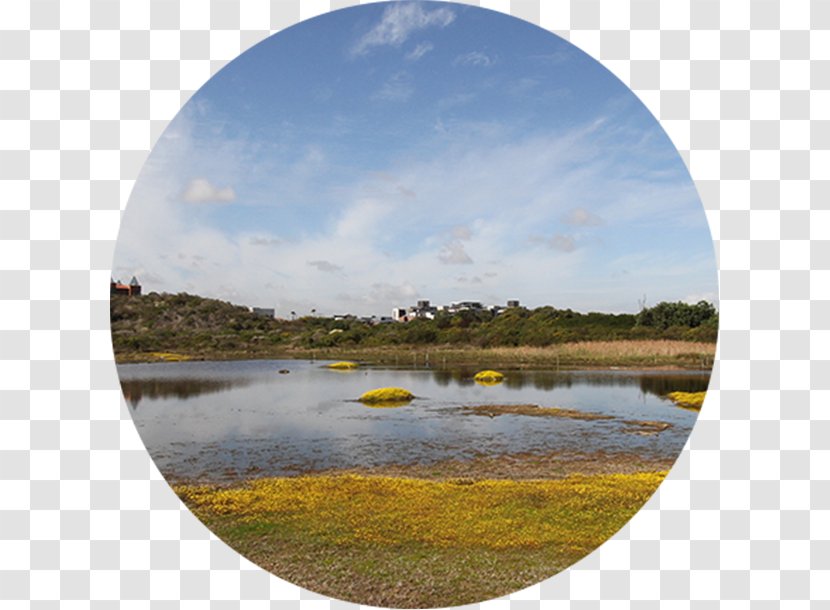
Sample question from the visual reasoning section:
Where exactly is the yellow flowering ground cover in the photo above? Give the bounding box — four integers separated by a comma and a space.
149, 351, 192, 362
358, 387, 414, 406
325, 361, 359, 370
666, 391, 706, 409
176, 471, 665, 606
473, 370, 505, 382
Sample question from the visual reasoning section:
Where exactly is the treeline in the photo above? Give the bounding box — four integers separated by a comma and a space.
635, 300, 718, 330
110, 292, 718, 357
302, 301, 718, 349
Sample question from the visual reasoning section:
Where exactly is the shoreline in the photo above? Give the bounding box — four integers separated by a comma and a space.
163, 447, 680, 487
114, 339, 716, 370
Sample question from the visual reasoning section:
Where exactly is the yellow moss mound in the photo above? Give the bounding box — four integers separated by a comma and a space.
326, 361, 359, 370
473, 370, 505, 382
359, 387, 414, 407
667, 391, 706, 409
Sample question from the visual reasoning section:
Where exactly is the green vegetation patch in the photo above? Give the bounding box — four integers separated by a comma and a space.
111, 292, 717, 365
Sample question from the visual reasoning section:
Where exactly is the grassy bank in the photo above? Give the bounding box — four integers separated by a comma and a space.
177, 470, 665, 607
115, 339, 716, 369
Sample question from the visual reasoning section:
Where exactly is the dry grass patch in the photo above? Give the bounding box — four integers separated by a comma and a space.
463, 404, 614, 421
622, 420, 673, 435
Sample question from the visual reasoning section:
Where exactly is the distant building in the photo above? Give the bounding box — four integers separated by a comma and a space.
394, 298, 525, 321
111, 276, 141, 296
448, 301, 483, 313
249, 307, 275, 318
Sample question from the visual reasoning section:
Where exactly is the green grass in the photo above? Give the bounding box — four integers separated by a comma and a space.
176, 471, 666, 607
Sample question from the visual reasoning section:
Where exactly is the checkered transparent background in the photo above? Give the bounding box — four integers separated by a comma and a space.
0, 0, 825, 606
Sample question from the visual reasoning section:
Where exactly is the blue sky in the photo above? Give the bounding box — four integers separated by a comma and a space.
114, 1, 717, 317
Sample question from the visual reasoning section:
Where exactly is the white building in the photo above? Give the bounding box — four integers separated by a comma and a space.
249, 307, 275, 318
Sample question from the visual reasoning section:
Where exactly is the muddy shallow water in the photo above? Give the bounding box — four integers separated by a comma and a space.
118, 359, 709, 483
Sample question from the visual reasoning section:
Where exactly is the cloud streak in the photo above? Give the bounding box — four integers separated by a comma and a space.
562, 207, 604, 227
308, 260, 343, 273
352, 3, 454, 56
373, 72, 415, 102
406, 41, 434, 61
453, 51, 494, 67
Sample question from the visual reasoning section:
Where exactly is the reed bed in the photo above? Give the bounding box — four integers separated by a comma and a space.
304, 340, 717, 370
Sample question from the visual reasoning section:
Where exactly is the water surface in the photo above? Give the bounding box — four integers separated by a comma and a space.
118, 359, 708, 482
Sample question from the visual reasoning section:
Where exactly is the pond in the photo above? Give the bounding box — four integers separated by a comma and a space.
118, 359, 709, 483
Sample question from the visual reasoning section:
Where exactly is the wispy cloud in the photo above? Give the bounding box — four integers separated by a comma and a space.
562, 207, 604, 227
181, 178, 236, 203
352, 3, 454, 57
249, 236, 282, 247
308, 260, 343, 273
528, 50, 572, 65
439, 240, 473, 265
453, 51, 494, 67
405, 41, 434, 61
530, 233, 577, 252
373, 72, 415, 102
548, 234, 576, 252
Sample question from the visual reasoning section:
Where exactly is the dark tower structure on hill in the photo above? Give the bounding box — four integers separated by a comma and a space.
111, 276, 142, 296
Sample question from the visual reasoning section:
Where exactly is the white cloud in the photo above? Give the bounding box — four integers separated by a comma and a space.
406, 41, 434, 61
439, 240, 473, 265
453, 51, 494, 67
181, 178, 236, 203
352, 4, 454, 56
451, 225, 472, 240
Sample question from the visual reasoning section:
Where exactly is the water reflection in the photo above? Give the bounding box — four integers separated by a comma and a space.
121, 377, 254, 409
427, 368, 708, 396
118, 359, 710, 482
